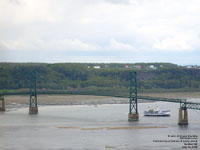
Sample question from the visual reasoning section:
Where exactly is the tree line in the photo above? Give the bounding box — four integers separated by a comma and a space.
0, 63, 200, 92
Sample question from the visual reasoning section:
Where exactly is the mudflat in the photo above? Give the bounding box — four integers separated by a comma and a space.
4, 92, 200, 109
4, 94, 128, 106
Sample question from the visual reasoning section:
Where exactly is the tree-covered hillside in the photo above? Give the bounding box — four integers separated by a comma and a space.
0, 63, 200, 93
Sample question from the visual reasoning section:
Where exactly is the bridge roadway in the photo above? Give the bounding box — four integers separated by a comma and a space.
1, 90, 200, 110
137, 96, 200, 110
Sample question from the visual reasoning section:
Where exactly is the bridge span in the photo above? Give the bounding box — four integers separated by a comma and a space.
0, 71, 200, 125
128, 72, 200, 125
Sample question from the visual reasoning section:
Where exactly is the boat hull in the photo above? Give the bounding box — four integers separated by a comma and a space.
144, 110, 170, 116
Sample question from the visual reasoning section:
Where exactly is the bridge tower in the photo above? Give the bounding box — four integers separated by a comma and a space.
178, 102, 188, 125
29, 71, 38, 114
128, 72, 139, 121
0, 94, 5, 111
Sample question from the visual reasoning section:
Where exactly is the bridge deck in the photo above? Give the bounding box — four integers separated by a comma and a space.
137, 96, 200, 110
137, 96, 186, 103
1, 91, 200, 110
181, 101, 200, 110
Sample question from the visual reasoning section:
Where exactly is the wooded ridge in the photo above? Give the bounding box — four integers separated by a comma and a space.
0, 62, 200, 93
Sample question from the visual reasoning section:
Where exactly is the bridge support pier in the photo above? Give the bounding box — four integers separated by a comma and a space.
29, 106, 38, 114
178, 107, 188, 125
29, 94, 38, 114
29, 71, 38, 114
128, 113, 139, 121
0, 95, 5, 111
128, 72, 139, 122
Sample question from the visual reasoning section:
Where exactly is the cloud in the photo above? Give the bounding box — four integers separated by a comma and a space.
8, 0, 21, 5
0, 0, 62, 24
154, 36, 191, 51
47, 39, 97, 51
0, 0, 200, 64
105, 0, 131, 4
106, 38, 137, 51
0, 40, 28, 50
153, 32, 200, 52
0, 38, 97, 51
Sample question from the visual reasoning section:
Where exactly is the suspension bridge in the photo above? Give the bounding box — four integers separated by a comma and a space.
0, 71, 200, 125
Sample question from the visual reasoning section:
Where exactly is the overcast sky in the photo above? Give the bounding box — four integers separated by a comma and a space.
0, 0, 200, 65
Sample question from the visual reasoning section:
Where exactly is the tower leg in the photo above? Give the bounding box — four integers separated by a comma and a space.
178, 108, 188, 125
128, 72, 139, 122
29, 71, 38, 114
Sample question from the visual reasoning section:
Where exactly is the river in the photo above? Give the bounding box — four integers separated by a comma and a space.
0, 96, 200, 150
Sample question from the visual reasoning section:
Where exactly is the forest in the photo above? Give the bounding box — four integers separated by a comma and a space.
0, 62, 200, 94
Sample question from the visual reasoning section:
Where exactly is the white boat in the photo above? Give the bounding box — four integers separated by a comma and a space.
144, 107, 170, 116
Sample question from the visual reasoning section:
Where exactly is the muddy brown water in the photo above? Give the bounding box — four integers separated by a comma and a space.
0, 93, 200, 150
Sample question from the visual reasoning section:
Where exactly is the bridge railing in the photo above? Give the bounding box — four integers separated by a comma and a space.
137, 95, 186, 103
181, 101, 200, 110
1, 90, 200, 110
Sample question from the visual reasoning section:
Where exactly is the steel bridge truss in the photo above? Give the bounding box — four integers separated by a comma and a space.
29, 71, 38, 114
137, 96, 200, 110
129, 72, 138, 114
181, 101, 200, 110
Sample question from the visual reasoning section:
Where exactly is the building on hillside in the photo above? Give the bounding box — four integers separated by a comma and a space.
94, 66, 101, 69
133, 65, 142, 69
185, 65, 199, 69
125, 65, 129, 68
149, 65, 157, 70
